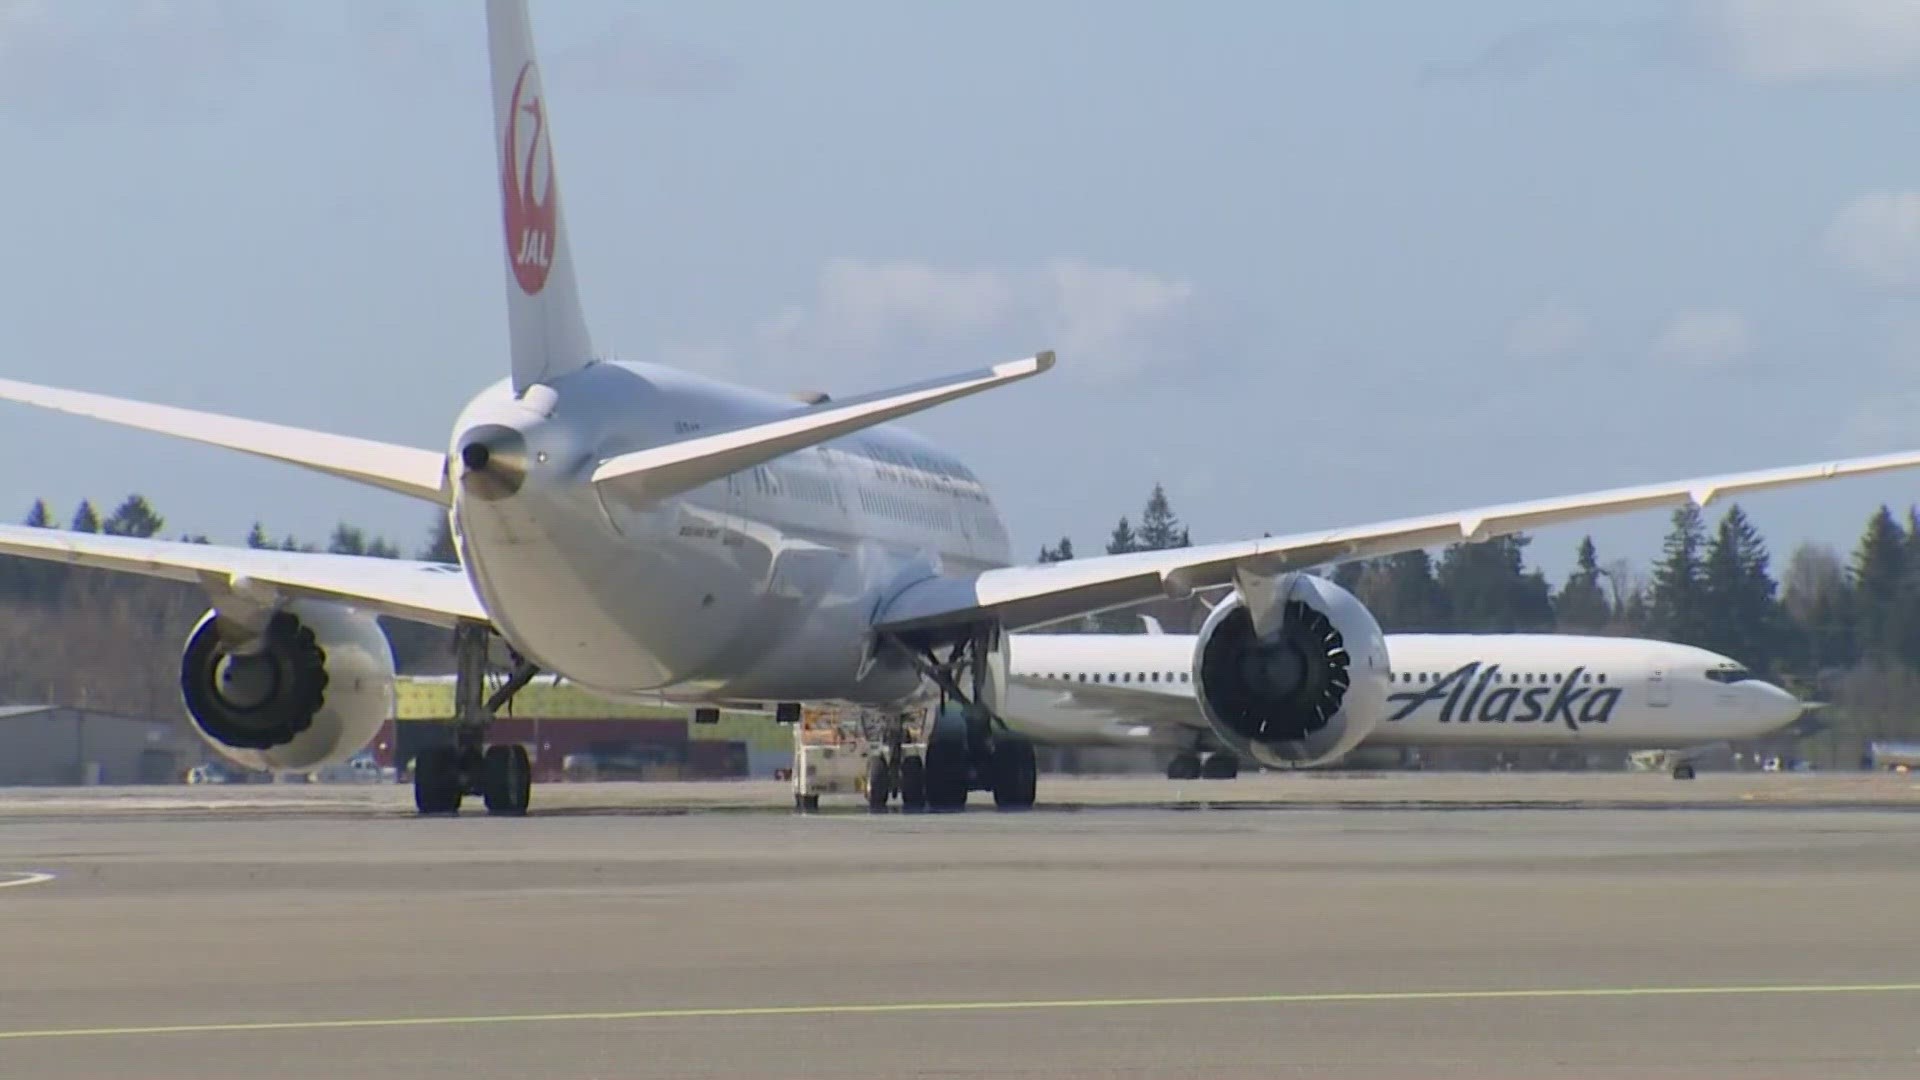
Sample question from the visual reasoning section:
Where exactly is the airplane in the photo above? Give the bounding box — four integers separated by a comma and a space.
992, 616, 1806, 790
1, 0, 1918, 817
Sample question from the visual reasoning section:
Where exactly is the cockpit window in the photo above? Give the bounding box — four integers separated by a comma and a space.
1705, 668, 1752, 684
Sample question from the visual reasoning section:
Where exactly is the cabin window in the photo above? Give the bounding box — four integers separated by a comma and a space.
1597, 674, 1607, 684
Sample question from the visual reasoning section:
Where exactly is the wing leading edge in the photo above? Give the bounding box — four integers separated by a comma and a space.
0, 525, 486, 628
876, 449, 1920, 634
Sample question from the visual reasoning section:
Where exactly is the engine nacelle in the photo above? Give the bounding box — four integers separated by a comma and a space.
1191, 572, 1390, 769
180, 600, 396, 773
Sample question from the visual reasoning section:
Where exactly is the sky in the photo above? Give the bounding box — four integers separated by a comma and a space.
7, 0, 1920, 588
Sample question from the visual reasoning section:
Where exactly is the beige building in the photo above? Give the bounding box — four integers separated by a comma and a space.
0, 705, 186, 785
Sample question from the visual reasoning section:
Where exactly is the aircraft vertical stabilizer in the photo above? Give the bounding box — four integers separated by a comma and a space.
487, 0, 595, 394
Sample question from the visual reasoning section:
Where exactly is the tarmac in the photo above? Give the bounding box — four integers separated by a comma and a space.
0, 773, 1917, 1078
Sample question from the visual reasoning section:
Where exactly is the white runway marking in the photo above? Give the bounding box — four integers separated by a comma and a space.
0, 871, 54, 890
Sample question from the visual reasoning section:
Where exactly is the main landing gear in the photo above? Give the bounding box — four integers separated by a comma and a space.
1166, 749, 1240, 780
887, 625, 1036, 812
414, 620, 541, 816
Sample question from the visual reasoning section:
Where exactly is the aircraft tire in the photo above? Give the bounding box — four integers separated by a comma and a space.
481, 744, 532, 815
1200, 751, 1240, 780
414, 745, 463, 815
991, 738, 1037, 810
1166, 752, 1202, 781
1671, 763, 1696, 780
898, 755, 927, 811
924, 721, 969, 811
866, 755, 893, 811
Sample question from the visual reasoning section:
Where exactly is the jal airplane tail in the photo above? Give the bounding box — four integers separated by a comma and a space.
488, 0, 595, 394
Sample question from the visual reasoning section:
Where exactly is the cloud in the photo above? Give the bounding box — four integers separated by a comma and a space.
672, 259, 1201, 390
1505, 300, 1589, 360
1700, 0, 1920, 82
1423, 19, 1681, 85
1651, 309, 1753, 368
1823, 192, 1920, 289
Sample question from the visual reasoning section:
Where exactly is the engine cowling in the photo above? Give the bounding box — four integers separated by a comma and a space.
180, 600, 396, 773
1191, 572, 1390, 769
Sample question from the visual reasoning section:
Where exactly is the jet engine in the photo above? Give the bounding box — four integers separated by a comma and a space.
1191, 572, 1391, 769
179, 600, 397, 773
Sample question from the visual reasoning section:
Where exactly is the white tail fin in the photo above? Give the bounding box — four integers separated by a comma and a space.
488, 0, 594, 393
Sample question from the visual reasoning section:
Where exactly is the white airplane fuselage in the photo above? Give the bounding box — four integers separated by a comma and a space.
451, 363, 1012, 705
999, 631, 1802, 755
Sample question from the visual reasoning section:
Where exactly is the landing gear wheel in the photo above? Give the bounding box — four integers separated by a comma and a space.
1200, 751, 1240, 780
1166, 752, 1202, 781
1672, 763, 1696, 780
414, 745, 463, 814
991, 738, 1037, 810
866, 756, 893, 811
925, 718, 970, 812
481, 744, 532, 815
898, 755, 927, 812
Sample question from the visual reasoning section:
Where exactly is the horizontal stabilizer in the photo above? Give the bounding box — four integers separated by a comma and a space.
591, 352, 1053, 502
0, 379, 449, 505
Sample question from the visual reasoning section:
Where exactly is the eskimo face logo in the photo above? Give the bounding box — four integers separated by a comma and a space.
501, 62, 556, 295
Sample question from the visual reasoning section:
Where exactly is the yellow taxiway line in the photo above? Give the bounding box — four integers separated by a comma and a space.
3, 982, 1919, 1042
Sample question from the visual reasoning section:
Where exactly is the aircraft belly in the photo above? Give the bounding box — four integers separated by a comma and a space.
459, 490, 746, 692
996, 683, 1185, 748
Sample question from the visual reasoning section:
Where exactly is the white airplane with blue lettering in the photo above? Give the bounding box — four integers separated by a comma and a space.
0, 0, 1908, 815
1001, 619, 1805, 784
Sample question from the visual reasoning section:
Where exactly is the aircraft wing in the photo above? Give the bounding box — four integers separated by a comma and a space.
0, 525, 486, 627
876, 449, 1920, 634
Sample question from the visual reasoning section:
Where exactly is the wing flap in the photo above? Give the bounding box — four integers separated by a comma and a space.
0, 379, 449, 505
592, 352, 1053, 503
0, 525, 486, 627
878, 448, 1920, 634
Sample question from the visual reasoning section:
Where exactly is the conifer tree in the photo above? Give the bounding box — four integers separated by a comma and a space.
1554, 536, 1611, 631
101, 494, 164, 538
1649, 504, 1709, 644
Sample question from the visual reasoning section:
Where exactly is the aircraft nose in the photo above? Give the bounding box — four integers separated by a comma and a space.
1741, 681, 1806, 735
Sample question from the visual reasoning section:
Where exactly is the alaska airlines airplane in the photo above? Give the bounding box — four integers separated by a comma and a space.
0, 0, 1914, 817
1000, 621, 1805, 788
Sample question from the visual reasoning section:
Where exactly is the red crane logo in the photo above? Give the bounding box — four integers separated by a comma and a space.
501, 62, 556, 295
